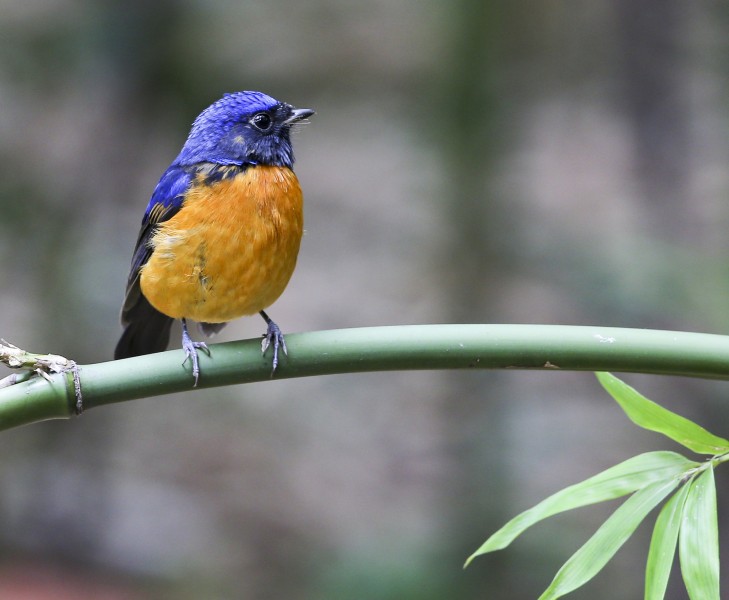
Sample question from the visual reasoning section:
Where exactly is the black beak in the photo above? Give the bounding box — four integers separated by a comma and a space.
284, 107, 315, 125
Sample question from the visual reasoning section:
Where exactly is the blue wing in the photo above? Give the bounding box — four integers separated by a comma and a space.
115, 165, 194, 358
129, 166, 194, 276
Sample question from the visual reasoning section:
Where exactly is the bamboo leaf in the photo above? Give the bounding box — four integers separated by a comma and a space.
596, 373, 729, 454
538, 479, 679, 600
645, 479, 691, 600
680, 467, 719, 600
465, 451, 696, 567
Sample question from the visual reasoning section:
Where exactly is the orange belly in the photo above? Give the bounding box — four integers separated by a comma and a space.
140, 165, 303, 323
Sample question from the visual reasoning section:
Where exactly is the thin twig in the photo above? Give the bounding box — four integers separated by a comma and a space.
0, 339, 83, 414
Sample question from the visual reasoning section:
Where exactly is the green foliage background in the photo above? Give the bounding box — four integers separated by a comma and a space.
1, 1, 729, 598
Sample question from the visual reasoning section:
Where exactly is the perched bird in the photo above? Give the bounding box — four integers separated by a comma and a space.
115, 91, 314, 384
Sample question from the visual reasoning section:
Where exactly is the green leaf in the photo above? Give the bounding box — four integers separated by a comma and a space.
538, 478, 679, 600
680, 467, 719, 600
465, 451, 697, 567
645, 478, 691, 600
596, 372, 729, 455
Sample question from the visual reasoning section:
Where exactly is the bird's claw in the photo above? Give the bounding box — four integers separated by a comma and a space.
181, 319, 209, 387
261, 318, 287, 375
182, 339, 209, 387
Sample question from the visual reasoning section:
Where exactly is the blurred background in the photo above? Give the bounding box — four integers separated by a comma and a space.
1, 0, 729, 598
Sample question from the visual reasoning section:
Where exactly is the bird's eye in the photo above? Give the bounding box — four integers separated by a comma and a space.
251, 112, 273, 131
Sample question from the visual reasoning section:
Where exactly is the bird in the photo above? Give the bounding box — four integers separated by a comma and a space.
114, 91, 314, 385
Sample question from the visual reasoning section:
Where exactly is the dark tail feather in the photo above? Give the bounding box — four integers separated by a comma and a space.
115, 297, 174, 359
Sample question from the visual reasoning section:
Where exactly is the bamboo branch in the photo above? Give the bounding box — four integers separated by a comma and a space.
2, 324, 729, 431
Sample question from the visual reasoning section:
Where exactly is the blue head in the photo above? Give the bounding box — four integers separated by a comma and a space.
173, 91, 314, 169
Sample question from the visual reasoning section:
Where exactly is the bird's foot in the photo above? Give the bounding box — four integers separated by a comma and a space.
259, 311, 287, 375
181, 319, 209, 387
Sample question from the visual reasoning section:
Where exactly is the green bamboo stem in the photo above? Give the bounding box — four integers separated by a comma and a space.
3, 324, 729, 431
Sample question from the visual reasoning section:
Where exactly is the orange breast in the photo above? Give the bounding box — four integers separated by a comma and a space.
140, 165, 303, 323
